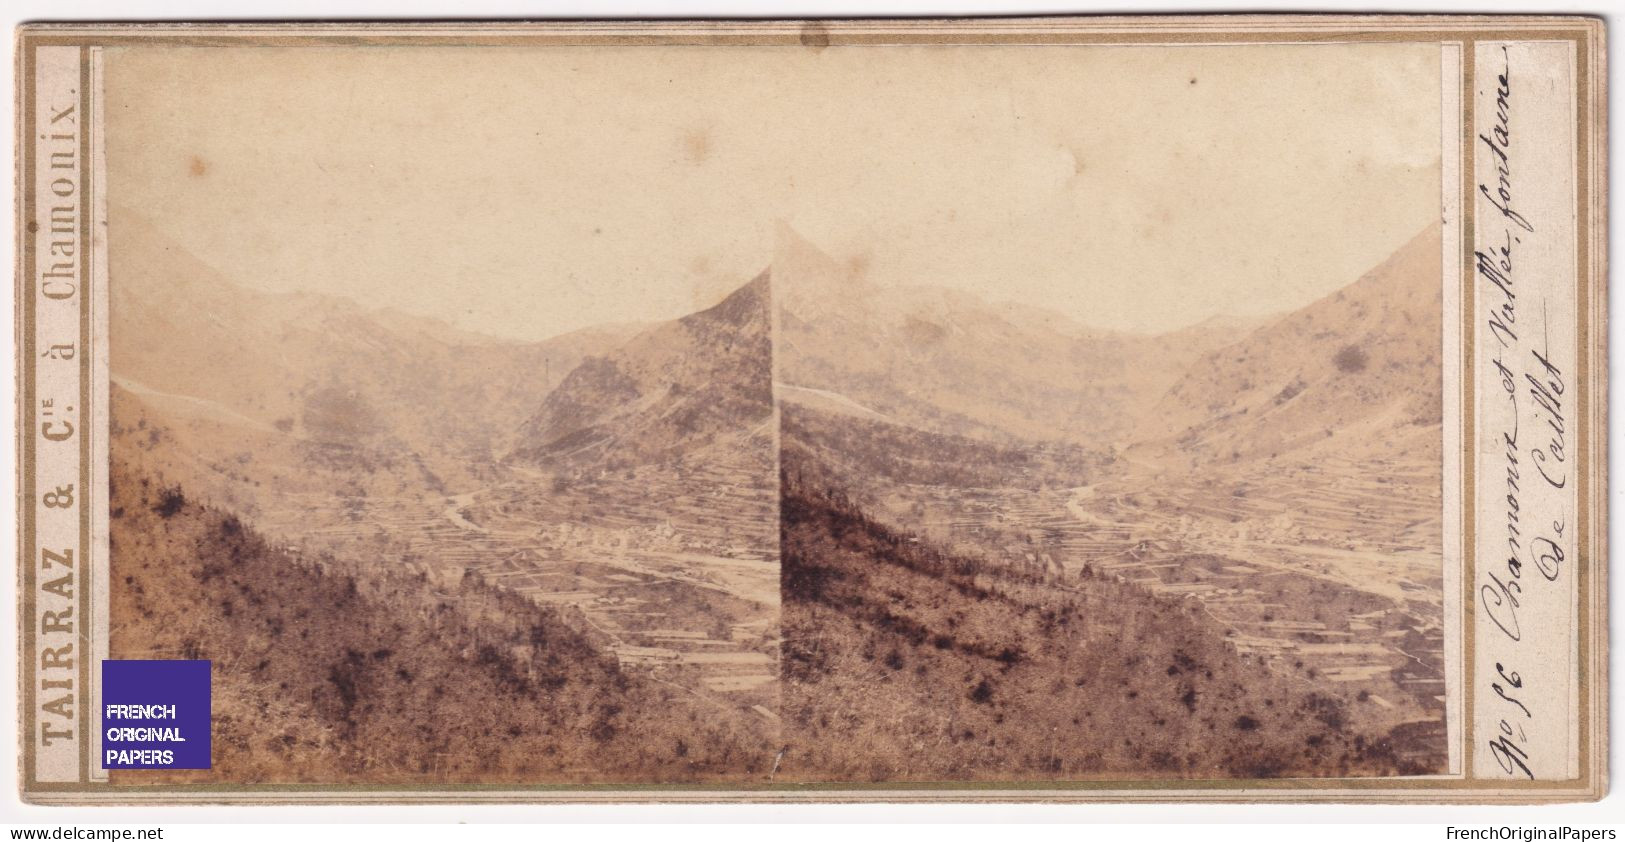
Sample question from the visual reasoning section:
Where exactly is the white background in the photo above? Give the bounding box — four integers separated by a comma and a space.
0, 0, 1618, 833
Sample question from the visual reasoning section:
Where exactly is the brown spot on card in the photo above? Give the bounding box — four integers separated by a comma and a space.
799, 22, 832, 50
682, 128, 712, 165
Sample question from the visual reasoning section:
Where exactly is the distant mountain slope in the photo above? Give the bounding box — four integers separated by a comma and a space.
510, 271, 773, 471
777, 445, 1426, 781
1138, 224, 1442, 466
109, 207, 630, 469
781, 403, 1105, 494
775, 225, 1240, 446
109, 461, 775, 783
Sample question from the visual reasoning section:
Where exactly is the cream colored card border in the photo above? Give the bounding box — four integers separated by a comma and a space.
12, 15, 1607, 804
1467, 38, 1583, 782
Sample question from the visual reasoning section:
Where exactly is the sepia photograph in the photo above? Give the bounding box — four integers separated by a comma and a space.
9, 12, 1607, 815
100, 40, 1445, 784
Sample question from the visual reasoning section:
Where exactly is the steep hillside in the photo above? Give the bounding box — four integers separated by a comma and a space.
777, 446, 1425, 781
511, 271, 773, 472
108, 461, 775, 783
1139, 224, 1442, 466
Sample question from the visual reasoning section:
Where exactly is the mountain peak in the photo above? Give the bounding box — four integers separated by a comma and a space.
512, 266, 774, 470
685, 268, 771, 330
772, 222, 866, 314
772, 220, 833, 266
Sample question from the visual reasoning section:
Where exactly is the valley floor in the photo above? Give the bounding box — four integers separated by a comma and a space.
842, 444, 1447, 774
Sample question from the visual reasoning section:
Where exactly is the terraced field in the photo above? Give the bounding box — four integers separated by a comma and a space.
245, 443, 782, 726
851, 443, 1445, 762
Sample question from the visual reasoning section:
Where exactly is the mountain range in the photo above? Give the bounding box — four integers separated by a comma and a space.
114, 207, 1441, 484
774, 224, 1251, 448
110, 208, 636, 483
108, 208, 1446, 781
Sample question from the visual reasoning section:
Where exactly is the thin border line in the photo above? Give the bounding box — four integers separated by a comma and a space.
13, 17, 1605, 803
76, 44, 91, 786
1572, 30, 1592, 786
18, 36, 38, 795
1460, 36, 1476, 780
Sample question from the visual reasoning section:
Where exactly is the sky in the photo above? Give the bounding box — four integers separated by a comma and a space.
105, 42, 1441, 340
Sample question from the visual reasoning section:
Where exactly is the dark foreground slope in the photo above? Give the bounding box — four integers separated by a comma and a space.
109, 461, 774, 784
778, 448, 1428, 782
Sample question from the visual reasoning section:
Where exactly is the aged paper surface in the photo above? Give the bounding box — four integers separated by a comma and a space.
12, 16, 1606, 803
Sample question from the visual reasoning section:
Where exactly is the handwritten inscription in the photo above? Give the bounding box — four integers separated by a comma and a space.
1474, 44, 1571, 781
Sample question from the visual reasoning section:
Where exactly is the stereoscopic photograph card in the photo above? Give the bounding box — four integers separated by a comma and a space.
12, 15, 1607, 803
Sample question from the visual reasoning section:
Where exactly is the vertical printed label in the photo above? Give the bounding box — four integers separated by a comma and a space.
30, 45, 88, 785
1470, 40, 1579, 781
